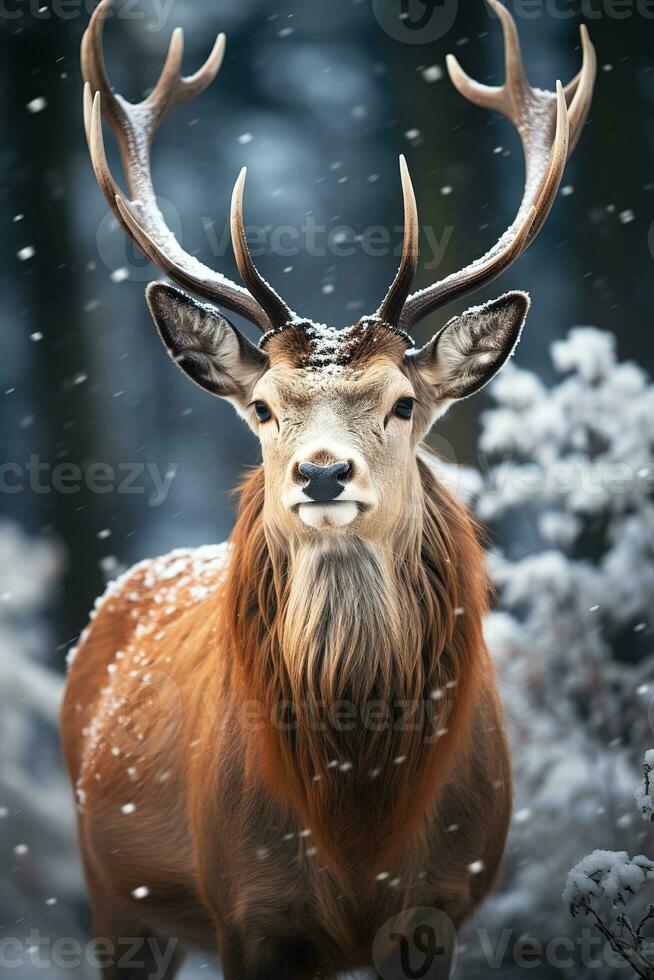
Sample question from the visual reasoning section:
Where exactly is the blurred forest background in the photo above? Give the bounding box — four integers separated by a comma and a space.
0, 0, 653, 977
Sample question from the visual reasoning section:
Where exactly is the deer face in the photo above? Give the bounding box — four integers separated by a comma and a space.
148, 284, 529, 543
252, 358, 419, 539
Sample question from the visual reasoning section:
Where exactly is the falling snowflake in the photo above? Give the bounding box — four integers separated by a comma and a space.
26, 97, 47, 114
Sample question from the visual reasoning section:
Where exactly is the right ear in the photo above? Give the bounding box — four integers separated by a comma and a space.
146, 282, 268, 407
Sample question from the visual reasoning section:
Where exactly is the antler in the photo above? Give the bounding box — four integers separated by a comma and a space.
81, 0, 295, 333
377, 155, 420, 328
387, 0, 596, 333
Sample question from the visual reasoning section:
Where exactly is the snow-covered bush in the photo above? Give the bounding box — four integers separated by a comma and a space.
455, 329, 654, 978
564, 753, 654, 979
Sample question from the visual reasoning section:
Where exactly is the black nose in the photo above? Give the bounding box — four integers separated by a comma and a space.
298, 461, 351, 503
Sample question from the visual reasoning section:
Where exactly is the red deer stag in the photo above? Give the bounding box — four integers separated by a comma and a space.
61, 2, 596, 977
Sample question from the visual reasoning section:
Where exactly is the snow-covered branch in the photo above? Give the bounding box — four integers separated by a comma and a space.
563, 754, 654, 980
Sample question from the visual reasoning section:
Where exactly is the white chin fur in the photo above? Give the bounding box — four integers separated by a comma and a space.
297, 502, 359, 530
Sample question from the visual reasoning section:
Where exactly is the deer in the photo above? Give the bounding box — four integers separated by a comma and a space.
61, 2, 596, 977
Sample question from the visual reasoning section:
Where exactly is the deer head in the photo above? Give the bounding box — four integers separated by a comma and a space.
82, 0, 595, 546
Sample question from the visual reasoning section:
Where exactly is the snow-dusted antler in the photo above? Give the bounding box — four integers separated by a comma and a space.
388, 0, 596, 333
81, 0, 295, 332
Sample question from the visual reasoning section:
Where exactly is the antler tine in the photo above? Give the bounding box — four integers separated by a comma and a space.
83, 80, 93, 148
445, 0, 529, 119
88, 90, 123, 210
487, 0, 529, 105
564, 26, 585, 101
524, 81, 570, 248
170, 33, 226, 106
81, 1, 128, 135
398, 0, 595, 332
445, 55, 503, 114
81, 0, 295, 332
231, 169, 294, 328
377, 156, 419, 327
565, 25, 597, 153
146, 28, 226, 118
147, 26, 185, 112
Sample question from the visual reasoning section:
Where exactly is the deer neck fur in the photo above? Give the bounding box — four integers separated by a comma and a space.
224, 455, 489, 872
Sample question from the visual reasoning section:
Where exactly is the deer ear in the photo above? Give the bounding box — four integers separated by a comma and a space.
146, 282, 268, 404
408, 292, 530, 402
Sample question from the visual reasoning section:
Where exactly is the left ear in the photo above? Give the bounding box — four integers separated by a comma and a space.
407, 291, 530, 401
146, 281, 268, 409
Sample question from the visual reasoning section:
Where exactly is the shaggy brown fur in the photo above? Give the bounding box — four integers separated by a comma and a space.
227, 461, 488, 869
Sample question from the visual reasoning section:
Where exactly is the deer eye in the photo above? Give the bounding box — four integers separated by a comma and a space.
394, 397, 415, 420
254, 401, 272, 423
